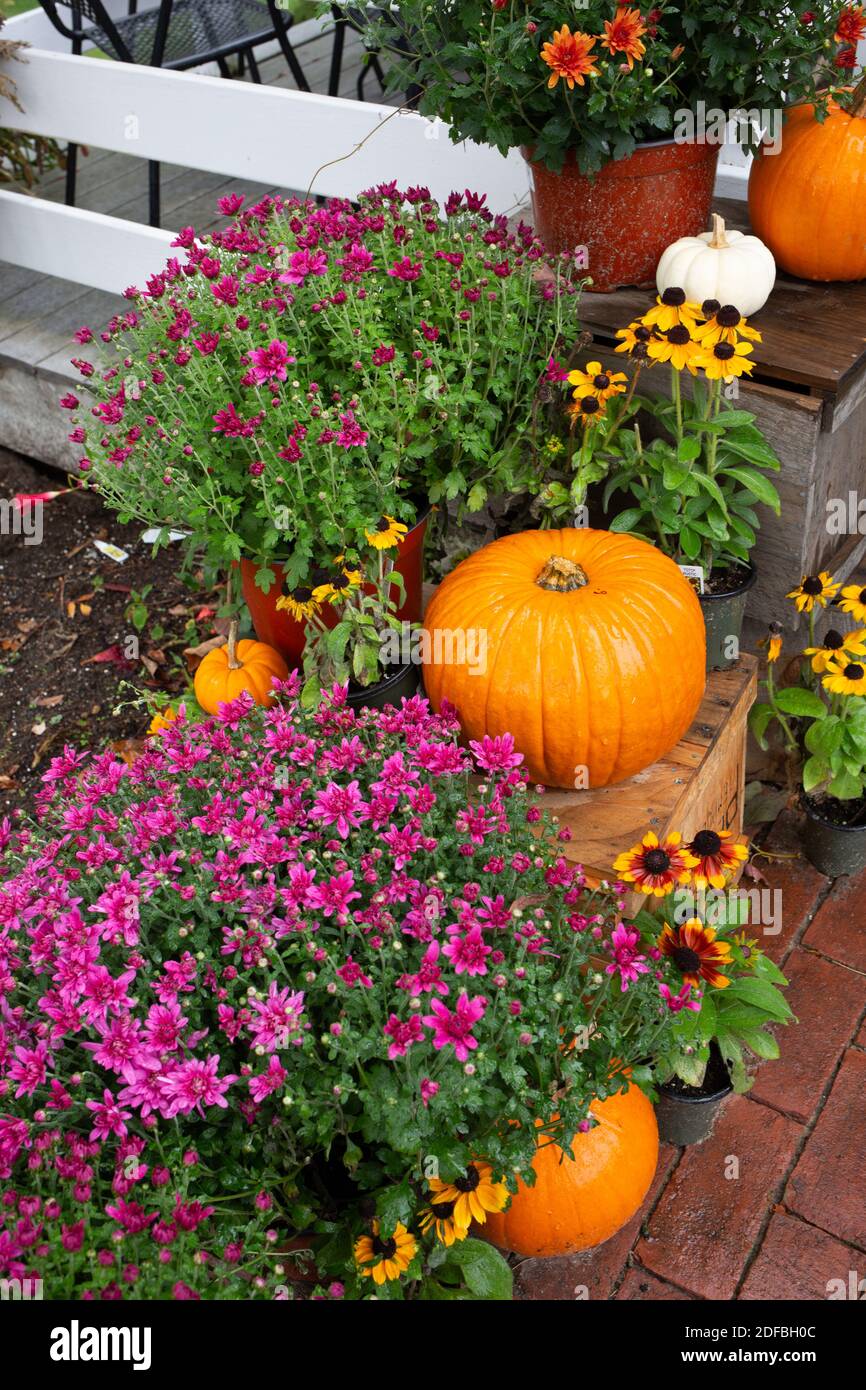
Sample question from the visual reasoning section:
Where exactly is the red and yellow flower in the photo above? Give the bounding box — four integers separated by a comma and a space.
658, 918, 733, 989
612, 830, 698, 897
687, 829, 749, 890
540, 25, 600, 89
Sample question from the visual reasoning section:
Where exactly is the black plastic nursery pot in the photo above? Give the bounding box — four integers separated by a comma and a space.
655, 1043, 733, 1146
699, 563, 758, 672
801, 793, 866, 878
346, 663, 420, 713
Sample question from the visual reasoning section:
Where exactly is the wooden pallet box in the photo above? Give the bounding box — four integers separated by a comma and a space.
579, 199, 866, 633
538, 656, 758, 887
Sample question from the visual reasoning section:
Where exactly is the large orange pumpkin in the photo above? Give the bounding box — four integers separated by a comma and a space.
194, 622, 288, 714
748, 77, 866, 282
484, 1082, 659, 1257
422, 528, 705, 788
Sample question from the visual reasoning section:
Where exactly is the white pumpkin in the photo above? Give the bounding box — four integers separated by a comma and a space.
656, 213, 776, 317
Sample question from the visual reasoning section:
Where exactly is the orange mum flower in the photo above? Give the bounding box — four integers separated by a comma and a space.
658, 918, 733, 990
600, 6, 648, 69
835, 5, 866, 43
541, 25, 600, 89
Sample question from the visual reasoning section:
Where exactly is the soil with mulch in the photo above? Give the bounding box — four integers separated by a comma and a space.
0, 451, 223, 819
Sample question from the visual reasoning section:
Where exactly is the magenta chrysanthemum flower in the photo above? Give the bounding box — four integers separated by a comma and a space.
85, 1089, 132, 1142
422, 992, 486, 1061
383, 1013, 425, 1059
442, 925, 492, 977
311, 781, 369, 839
158, 1056, 236, 1118
605, 922, 650, 993
248, 339, 294, 384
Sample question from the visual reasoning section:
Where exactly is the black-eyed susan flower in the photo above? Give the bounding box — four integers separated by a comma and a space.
838, 583, 866, 623
427, 1162, 508, 1228
787, 572, 841, 614
692, 304, 762, 348
312, 560, 363, 603
276, 584, 320, 621
569, 393, 606, 427
354, 1220, 417, 1285
148, 706, 178, 736
647, 324, 700, 373
612, 830, 698, 897
418, 1198, 470, 1247
641, 288, 701, 334
761, 620, 783, 664
658, 918, 733, 990
615, 321, 655, 355
822, 656, 866, 697
365, 515, 408, 550
692, 338, 755, 380
567, 361, 628, 402
687, 829, 750, 890
803, 627, 866, 674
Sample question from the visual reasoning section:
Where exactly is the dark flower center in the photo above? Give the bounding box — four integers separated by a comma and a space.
824, 630, 844, 650
661, 287, 686, 306
644, 849, 671, 874
667, 325, 691, 345
671, 945, 702, 973
291, 586, 313, 603
372, 1235, 397, 1258
713, 342, 736, 360
375, 516, 390, 532
860, 588, 866, 605
635, 325, 652, 341
331, 574, 351, 591
580, 396, 601, 414
802, 576, 824, 596
701, 298, 721, 317
430, 1200, 456, 1219
632, 343, 649, 360
455, 1166, 480, 1193
593, 373, 610, 390
844, 663, 864, 680
717, 305, 742, 327
692, 830, 722, 857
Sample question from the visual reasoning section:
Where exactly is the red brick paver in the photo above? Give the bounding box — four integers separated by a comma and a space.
785, 1048, 866, 1250
749, 949, 866, 1122
634, 1096, 803, 1299
754, 810, 829, 964
739, 1212, 863, 1301
803, 865, 866, 972
615, 1267, 695, 1301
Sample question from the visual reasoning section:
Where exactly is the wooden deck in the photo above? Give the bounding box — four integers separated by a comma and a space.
0, 24, 391, 470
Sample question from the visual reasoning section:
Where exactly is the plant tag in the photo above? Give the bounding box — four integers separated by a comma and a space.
679, 564, 705, 595
141, 527, 188, 544
93, 540, 129, 564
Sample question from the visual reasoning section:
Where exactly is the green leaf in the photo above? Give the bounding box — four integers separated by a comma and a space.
738, 1028, 780, 1060
725, 976, 793, 1023
608, 508, 645, 533
445, 1238, 513, 1300
718, 465, 781, 511
774, 687, 828, 719
802, 754, 827, 794
748, 701, 775, 750
677, 436, 702, 463
828, 768, 864, 800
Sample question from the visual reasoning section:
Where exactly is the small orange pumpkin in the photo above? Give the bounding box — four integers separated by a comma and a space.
748, 75, 866, 282
422, 528, 705, 788
194, 622, 288, 714
483, 1082, 658, 1257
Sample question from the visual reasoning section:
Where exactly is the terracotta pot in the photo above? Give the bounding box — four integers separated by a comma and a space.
522, 139, 721, 292
239, 503, 430, 666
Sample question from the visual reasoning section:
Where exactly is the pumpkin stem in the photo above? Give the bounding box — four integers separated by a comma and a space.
226, 618, 242, 670
536, 555, 589, 592
850, 70, 866, 119
708, 213, 729, 250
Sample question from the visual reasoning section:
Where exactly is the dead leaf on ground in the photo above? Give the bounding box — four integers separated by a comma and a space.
34, 694, 64, 709
0, 774, 18, 791
183, 634, 225, 669
111, 738, 144, 766
82, 644, 137, 671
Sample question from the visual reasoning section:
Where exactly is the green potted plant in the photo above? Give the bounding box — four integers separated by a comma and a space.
750, 579, 866, 876
351, 1, 850, 289
66, 184, 578, 664
599, 293, 781, 669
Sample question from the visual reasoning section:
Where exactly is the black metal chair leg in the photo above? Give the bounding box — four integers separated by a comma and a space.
65, 142, 79, 207
148, 160, 161, 227
273, 26, 310, 91
246, 46, 262, 83
328, 11, 346, 96
216, 55, 232, 78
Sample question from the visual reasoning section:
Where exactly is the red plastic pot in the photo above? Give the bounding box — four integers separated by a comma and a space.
522, 139, 721, 292
239, 504, 430, 667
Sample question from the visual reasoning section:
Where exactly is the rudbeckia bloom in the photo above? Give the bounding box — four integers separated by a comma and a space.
600, 6, 647, 69
641, 288, 701, 333
615, 321, 655, 355
733, 931, 762, 967
687, 829, 749, 890
658, 918, 733, 989
418, 1198, 470, 1247
647, 325, 700, 373
427, 1162, 508, 1228
692, 304, 762, 347
354, 1220, 417, 1285
786, 572, 840, 614
148, 706, 178, 736
567, 361, 627, 401
276, 585, 320, 621
838, 583, 866, 623
312, 562, 363, 603
365, 515, 408, 549
612, 830, 698, 897
763, 622, 783, 664
822, 657, 866, 696
540, 26, 600, 89
803, 627, 866, 674
569, 393, 606, 427
692, 339, 754, 380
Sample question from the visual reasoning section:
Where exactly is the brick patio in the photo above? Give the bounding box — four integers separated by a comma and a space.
515, 808, 866, 1302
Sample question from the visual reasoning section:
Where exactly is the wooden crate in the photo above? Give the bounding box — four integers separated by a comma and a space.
539, 655, 757, 885
579, 198, 866, 633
